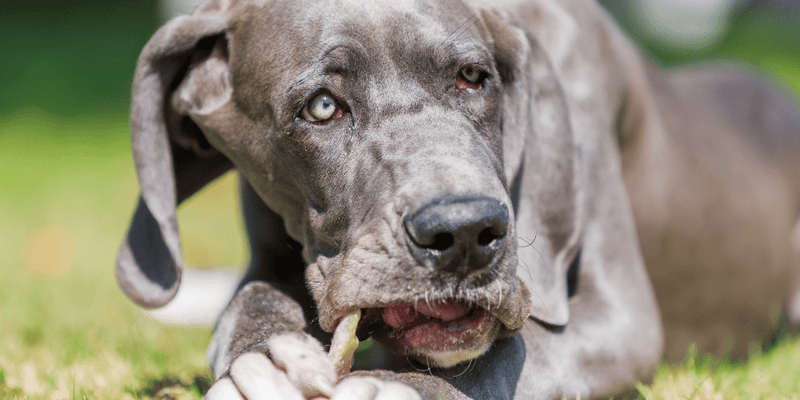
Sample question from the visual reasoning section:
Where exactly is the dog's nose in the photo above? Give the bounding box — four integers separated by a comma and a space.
404, 197, 508, 275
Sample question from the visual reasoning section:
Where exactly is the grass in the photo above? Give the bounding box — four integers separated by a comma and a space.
1, 5, 799, 399
0, 111, 244, 398
639, 341, 800, 400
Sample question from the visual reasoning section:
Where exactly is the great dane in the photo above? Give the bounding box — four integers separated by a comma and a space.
116, 0, 800, 398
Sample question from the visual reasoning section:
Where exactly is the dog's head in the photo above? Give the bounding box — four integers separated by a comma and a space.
118, 0, 579, 368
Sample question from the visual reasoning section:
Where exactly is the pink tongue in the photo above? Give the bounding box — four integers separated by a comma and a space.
382, 301, 471, 329
415, 301, 471, 321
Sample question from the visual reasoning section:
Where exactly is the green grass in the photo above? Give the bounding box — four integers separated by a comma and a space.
0, 111, 245, 398
638, 341, 800, 400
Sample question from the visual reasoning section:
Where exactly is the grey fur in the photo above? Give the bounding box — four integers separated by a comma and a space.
118, 0, 800, 398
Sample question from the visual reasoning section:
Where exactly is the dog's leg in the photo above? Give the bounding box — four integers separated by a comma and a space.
206, 281, 423, 400
207, 281, 336, 399
788, 218, 800, 327
205, 181, 422, 399
206, 179, 334, 399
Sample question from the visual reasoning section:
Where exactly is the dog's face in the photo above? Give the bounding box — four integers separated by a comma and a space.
121, 0, 580, 370
196, 0, 529, 367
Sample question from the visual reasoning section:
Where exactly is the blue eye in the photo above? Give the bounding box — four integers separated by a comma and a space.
302, 93, 339, 122
456, 67, 485, 91
460, 67, 481, 83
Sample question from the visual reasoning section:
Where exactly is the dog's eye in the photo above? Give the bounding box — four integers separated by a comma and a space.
301, 93, 342, 123
456, 66, 484, 91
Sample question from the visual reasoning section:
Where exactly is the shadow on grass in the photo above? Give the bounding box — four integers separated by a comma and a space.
130, 374, 213, 399
765, 315, 800, 354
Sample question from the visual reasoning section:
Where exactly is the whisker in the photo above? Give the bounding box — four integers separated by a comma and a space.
497, 285, 503, 308
425, 289, 431, 309
447, 14, 480, 49
518, 257, 534, 283
437, 13, 479, 51
407, 355, 430, 374
452, 358, 474, 378
524, 320, 536, 336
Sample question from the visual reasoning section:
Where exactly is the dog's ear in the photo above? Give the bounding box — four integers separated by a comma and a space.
478, 7, 579, 327
117, 7, 235, 308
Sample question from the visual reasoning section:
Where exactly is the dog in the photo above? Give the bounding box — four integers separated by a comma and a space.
116, 0, 800, 398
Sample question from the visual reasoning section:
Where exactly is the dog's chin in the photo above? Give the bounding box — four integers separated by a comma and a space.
356, 301, 502, 368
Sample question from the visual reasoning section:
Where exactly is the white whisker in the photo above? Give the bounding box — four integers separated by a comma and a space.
452, 358, 474, 378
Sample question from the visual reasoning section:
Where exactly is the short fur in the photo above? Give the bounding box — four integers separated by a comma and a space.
117, 0, 800, 398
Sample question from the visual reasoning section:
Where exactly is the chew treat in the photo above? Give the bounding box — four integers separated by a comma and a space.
328, 309, 361, 377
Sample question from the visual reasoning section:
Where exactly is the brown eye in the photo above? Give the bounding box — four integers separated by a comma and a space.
456, 66, 484, 91
301, 93, 342, 123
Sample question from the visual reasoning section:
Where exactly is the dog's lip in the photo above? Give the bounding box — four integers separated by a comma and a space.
346, 299, 499, 352
328, 296, 521, 338
364, 304, 496, 354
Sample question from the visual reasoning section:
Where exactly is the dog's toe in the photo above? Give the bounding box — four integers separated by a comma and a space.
229, 352, 305, 400
203, 377, 244, 400
331, 376, 421, 400
330, 377, 378, 399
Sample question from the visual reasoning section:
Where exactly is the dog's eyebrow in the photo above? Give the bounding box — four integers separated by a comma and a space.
313, 40, 369, 74
431, 37, 493, 69
285, 40, 358, 80
284, 42, 367, 95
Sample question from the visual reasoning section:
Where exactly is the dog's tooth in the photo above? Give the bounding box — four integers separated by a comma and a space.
328, 310, 361, 377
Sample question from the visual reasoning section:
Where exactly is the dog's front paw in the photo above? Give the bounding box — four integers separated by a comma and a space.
331, 376, 422, 400
205, 334, 337, 400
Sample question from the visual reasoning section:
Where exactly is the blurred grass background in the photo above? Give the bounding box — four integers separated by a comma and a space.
0, 0, 798, 398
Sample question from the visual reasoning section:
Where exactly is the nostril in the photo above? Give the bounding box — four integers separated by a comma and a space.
404, 197, 509, 274
429, 233, 454, 251
477, 227, 503, 246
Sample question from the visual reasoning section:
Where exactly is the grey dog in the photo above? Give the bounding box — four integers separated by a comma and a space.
116, 0, 800, 398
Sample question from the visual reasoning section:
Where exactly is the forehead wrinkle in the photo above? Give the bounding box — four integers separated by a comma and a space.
285, 0, 491, 120
293, 41, 368, 82
331, 0, 423, 17
367, 67, 430, 117
377, 6, 490, 70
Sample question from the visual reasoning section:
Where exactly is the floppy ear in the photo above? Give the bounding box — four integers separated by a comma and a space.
479, 8, 580, 327
117, 9, 235, 308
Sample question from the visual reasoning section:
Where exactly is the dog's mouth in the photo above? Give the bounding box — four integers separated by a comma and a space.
352, 300, 500, 368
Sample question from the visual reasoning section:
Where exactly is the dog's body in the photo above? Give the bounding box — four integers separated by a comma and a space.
117, 0, 800, 398
622, 65, 800, 361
